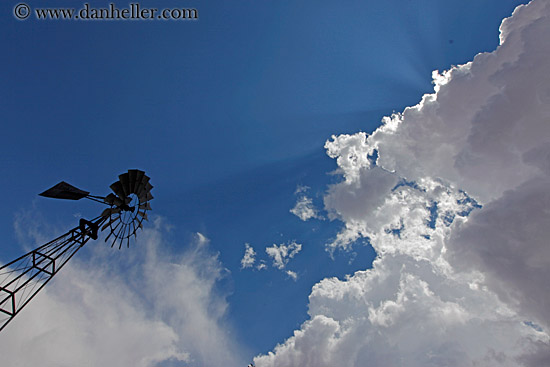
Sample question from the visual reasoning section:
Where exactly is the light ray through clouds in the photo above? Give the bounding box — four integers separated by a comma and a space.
255, 1, 550, 366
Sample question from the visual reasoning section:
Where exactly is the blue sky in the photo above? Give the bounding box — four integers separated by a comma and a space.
1, 0, 544, 365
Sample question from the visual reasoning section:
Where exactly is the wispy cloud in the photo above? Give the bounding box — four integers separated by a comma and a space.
1, 218, 247, 367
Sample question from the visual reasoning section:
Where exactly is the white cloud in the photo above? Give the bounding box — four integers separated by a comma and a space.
241, 243, 257, 269
285, 270, 298, 281
256, 260, 267, 271
290, 186, 322, 221
290, 195, 320, 221
448, 177, 550, 334
294, 184, 310, 195
265, 241, 302, 270
256, 1, 550, 366
241, 242, 298, 275
1, 219, 247, 367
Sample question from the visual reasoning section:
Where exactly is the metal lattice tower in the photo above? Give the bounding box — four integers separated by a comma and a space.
0, 169, 153, 332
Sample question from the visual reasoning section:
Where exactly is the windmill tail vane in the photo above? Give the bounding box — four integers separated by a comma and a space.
0, 169, 153, 333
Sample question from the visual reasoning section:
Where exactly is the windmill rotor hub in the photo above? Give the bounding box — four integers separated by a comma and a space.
119, 203, 134, 212
102, 169, 153, 249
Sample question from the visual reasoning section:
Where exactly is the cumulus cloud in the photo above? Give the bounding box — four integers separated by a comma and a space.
448, 177, 550, 334
0, 218, 246, 367
241, 243, 257, 269
265, 241, 302, 270
256, 1, 550, 366
290, 186, 322, 221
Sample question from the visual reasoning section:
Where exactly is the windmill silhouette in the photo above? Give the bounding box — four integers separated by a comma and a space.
0, 169, 153, 332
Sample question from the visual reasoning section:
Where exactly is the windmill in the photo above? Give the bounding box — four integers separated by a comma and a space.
0, 169, 153, 332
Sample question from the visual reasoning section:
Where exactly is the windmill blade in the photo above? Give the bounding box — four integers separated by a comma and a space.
128, 170, 138, 193
139, 202, 151, 210
105, 193, 125, 207
136, 175, 150, 194
100, 207, 121, 218
104, 193, 117, 205
119, 172, 131, 197
137, 185, 151, 198
139, 192, 154, 202
39, 182, 89, 200
110, 181, 126, 199
138, 211, 148, 221
133, 170, 145, 193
